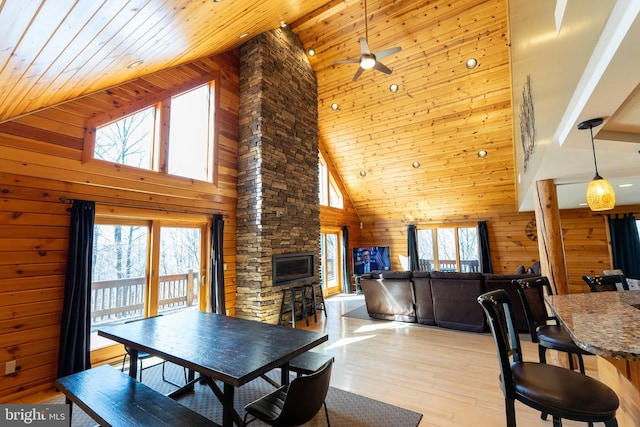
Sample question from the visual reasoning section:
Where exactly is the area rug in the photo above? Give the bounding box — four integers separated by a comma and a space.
47, 363, 422, 427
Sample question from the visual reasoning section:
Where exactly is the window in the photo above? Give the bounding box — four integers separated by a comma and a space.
88, 80, 218, 183
90, 218, 207, 350
318, 153, 343, 208
417, 225, 479, 272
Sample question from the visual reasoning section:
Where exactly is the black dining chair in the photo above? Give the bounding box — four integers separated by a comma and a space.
120, 315, 187, 387
582, 274, 629, 292
513, 276, 590, 374
477, 289, 619, 427
244, 359, 333, 427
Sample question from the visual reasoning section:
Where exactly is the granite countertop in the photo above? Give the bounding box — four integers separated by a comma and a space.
546, 290, 640, 361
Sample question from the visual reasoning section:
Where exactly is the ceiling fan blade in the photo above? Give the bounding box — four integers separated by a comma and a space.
352, 67, 365, 81
373, 61, 392, 74
375, 46, 402, 60
359, 38, 371, 55
334, 58, 361, 64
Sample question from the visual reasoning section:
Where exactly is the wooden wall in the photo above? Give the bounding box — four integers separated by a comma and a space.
359, 205, 640, 293
0, 51, 240, 402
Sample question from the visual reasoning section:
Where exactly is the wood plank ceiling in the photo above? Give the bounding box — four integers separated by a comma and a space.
0, 0, 515, 223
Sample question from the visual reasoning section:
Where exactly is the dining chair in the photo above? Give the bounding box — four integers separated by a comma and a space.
120, 315, 187, 387
244, 360, 332, 427
582, 274, 629, 292
513, 276, 590, 374
477, 289, 619, 427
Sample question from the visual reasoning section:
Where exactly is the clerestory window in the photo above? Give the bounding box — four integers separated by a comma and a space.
85, 81, 218, 183
318, 152, 343, 209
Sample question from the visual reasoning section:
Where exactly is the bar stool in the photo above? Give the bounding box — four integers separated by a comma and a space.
303, 283, 327, 322
278, 286, 308, 328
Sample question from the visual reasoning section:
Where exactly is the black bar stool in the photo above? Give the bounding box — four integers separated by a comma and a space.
278, 286, 308, 328
303, 283, 327, 322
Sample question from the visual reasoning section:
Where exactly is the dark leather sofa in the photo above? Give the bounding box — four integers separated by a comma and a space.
360, 270, 537, 332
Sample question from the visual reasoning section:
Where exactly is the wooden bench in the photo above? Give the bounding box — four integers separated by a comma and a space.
55, 364, 219, 427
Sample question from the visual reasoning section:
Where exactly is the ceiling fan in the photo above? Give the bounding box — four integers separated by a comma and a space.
334, 0, 402, 81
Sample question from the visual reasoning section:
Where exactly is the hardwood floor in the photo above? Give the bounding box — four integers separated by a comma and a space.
300, 293, 598, 427
19, 293, 598, 426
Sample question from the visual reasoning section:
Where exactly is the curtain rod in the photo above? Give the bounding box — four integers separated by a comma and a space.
59, 196, 229, 218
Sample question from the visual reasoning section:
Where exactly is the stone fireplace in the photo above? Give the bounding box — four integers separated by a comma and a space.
236, 26, 320, 323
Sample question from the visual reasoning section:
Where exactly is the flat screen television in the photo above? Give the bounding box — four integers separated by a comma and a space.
353, 246, 390, 275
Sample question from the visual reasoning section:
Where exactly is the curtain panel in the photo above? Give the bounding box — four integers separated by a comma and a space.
407, 224, 419, 271
211, 214, 226, 315
342, 226, 351, 294
57, 200, 95, 377
478, 221, 493, 273
608, 213, 640, 279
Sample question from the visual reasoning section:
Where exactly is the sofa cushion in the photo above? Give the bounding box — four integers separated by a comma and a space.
412, 271, 434, 325
429, 272, 485, 332
379, 270, 413, 279
360, 276, 416, 322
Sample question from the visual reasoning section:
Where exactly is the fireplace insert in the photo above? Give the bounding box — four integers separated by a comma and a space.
272, 253, 315, 285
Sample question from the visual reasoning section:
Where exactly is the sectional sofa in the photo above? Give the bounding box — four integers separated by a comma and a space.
359, 270, 538, 332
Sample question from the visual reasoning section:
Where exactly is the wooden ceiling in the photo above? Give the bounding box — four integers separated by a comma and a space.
0, 0, 516, 223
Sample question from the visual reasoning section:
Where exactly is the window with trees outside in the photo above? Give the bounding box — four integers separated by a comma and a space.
88, 82, 218, 183
417, 226, 479, 272
90, 218, 207, 351
319, 152, 343, 208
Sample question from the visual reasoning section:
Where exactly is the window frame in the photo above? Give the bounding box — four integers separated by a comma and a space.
318, 152, 344, 209
417, 224, 480, 272
83, 72, 220, 185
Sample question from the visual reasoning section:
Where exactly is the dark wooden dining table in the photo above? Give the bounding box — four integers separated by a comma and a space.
98, 310, 328, 427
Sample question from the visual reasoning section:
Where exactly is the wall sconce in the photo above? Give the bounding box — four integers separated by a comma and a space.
578, 118, 615, 211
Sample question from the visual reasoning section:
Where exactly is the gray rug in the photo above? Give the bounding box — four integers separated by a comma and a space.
49, 362, 422, 427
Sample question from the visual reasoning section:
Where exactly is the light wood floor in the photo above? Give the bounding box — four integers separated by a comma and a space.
21, 293, 597, 426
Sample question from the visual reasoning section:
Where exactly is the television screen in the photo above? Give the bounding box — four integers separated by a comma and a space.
353, 246, 390, 275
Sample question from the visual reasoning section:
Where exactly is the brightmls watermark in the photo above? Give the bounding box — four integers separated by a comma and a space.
0, 405, 69, 426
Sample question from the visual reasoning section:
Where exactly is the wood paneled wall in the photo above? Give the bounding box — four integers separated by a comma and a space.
359, 206, 640, 293
0, 52, 240, 402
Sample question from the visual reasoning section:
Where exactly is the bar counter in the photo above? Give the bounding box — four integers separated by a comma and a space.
546, 290, 640, 427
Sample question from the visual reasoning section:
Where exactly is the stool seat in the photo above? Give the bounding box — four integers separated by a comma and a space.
278, 286, 308, 328
290, 351, 335, 376
303, 283, 327, 322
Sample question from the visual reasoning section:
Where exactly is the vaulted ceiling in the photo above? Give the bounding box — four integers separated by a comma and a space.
1, 0, 638, 223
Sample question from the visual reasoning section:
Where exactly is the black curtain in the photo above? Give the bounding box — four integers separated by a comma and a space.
478, 221, 493, 273
407, 224, 419, 271
608, 213, 640, 279
57, 200, 95, 378
210, 214, 226, 315
342, 226, 351, 294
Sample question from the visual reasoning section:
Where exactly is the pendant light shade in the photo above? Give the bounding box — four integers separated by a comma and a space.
578, 118, 615, 211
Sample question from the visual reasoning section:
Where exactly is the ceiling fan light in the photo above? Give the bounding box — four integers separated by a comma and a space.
586, 175, 616, 211
360, 55, 376, 70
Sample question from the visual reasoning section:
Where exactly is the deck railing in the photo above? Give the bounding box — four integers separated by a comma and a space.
418, 259, 480, 272
90, 270, 198, 330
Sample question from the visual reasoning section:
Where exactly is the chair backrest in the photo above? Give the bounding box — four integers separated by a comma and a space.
512, 276, 555, 344
477, 289, 522, 399
276, 359, 333, 425
582, 274, 629, 292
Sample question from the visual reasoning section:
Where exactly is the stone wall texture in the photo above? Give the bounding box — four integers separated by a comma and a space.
236, 27, 320, 323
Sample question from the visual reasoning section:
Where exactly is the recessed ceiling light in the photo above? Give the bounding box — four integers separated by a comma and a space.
330, 103, 339, 111
412, 161, 421, 168
618, 183, 633, 188
308, 47, 316, 56
389, 83, 399, 93
359, 170, 367, 177
280, 21, 287, 28
239, 32, 250, 39
477, 150, 488, 158
465, 58, 478, 69
127, 60, 144, 69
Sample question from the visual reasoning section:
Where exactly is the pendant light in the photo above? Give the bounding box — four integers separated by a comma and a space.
577, 118, 615, 211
